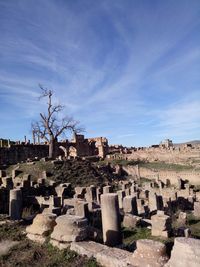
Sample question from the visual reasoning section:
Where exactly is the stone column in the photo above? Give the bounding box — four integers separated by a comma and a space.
117, 190, 125, 209
151, 211, 171, 238
9, 189, 22, 220
101, 193, 121, 246
123, 196, 138, 215
103, 185, 112, 194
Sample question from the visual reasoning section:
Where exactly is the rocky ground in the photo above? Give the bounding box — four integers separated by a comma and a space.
0, 216, 100, 267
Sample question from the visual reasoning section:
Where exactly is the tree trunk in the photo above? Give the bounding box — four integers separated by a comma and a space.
49, 137, 55, 159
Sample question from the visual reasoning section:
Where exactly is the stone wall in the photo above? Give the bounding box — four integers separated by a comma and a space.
0, 145, 49, 165
110, 147, 200, 164
122, 165, 200, 185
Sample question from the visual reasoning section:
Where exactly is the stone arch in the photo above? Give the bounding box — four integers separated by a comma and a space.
59, 146, 68, 157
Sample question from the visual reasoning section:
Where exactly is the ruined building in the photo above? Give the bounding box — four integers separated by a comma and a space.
0, 134, 109, 165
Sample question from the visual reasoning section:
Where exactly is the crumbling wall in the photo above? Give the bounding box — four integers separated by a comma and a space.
122, 165, 200, 185
0, 145, 49, 165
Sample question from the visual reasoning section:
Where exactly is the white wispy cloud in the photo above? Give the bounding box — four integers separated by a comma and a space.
0, 0, 199, 144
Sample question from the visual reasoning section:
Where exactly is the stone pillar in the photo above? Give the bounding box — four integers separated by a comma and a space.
85, 185, 96, 202
96, 187, 102, 204
9, 189, 22, 220
151, 211, 171, 238
123, 196, 138, 215
117, 190, 125, 209
103, 185, 112, 194
101, 193, 121, 246
74, 200, 89, 218
2, 177, 13, 190
148, 192, 158, 211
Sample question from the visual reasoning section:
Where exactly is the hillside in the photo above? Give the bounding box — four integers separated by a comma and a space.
5, 159, 120, 187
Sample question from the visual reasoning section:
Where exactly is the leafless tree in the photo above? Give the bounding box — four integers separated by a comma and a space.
32, 85, 83, 158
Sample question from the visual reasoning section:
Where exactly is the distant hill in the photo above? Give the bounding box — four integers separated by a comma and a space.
174, 140, 200, 146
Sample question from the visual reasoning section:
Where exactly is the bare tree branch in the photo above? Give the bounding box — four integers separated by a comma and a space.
31, 85, 84, 158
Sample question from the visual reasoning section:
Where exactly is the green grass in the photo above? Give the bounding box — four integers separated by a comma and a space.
187, 213, 200, 238
138, 162, 194, 171
0, 222, 26, 241
122, 227, 151, 245
0, 241, 101, 267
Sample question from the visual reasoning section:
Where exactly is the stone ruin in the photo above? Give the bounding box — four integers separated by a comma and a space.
0, 165, 200, 267
0, 134, 109, 165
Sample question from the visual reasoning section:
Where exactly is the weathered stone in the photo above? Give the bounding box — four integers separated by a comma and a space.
26, 213, 56, 243
103, 185, 112, 194
2, 177, 13, 190
96, 245, 132, 267
123, 196, 138, 215
194, 201, 200, 217
70, 241, 132, 267
177, 212, 187, 226
123, 214, 140, 228
166, 237, 200, 267
9, 189, 22, 220
117, 190, 126, 209
130, 239, 168, 267
101, 193, 121, 246
74, 200, 89, 218
85, 185, 96, 202
151, 211, 171, 238
50, 215, 88, 249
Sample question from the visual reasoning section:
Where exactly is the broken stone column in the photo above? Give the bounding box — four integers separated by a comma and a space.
26, 213, 57, 243
22, 174, 31, 188
166, 237, 200, 267
74, 186, 86, 199
194, 201, 200, 217
136, 199, 145, 215
2, 177, 13, 190
0, 187, 9, 213
149, 191, 158, 211
85, 185, 96, 202
9, 189, 22, 220
151, 211, 171, 238
55, 183, 71, 205
101, 193, 121, 246
96, 187, 102, 204
50, 215, 88, 249
74, 200, 89, 218
123, 214, 140, 228
177, 212, 187, 226
103, 185, 112, 194
117, 190, 125, 209
130, 239, 168, 267
123, 196, 138, 215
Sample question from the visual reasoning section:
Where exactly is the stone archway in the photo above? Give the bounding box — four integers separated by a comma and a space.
59, 146, 68, 157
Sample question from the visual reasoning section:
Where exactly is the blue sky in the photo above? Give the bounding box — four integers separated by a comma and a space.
0, 0, 200, 147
